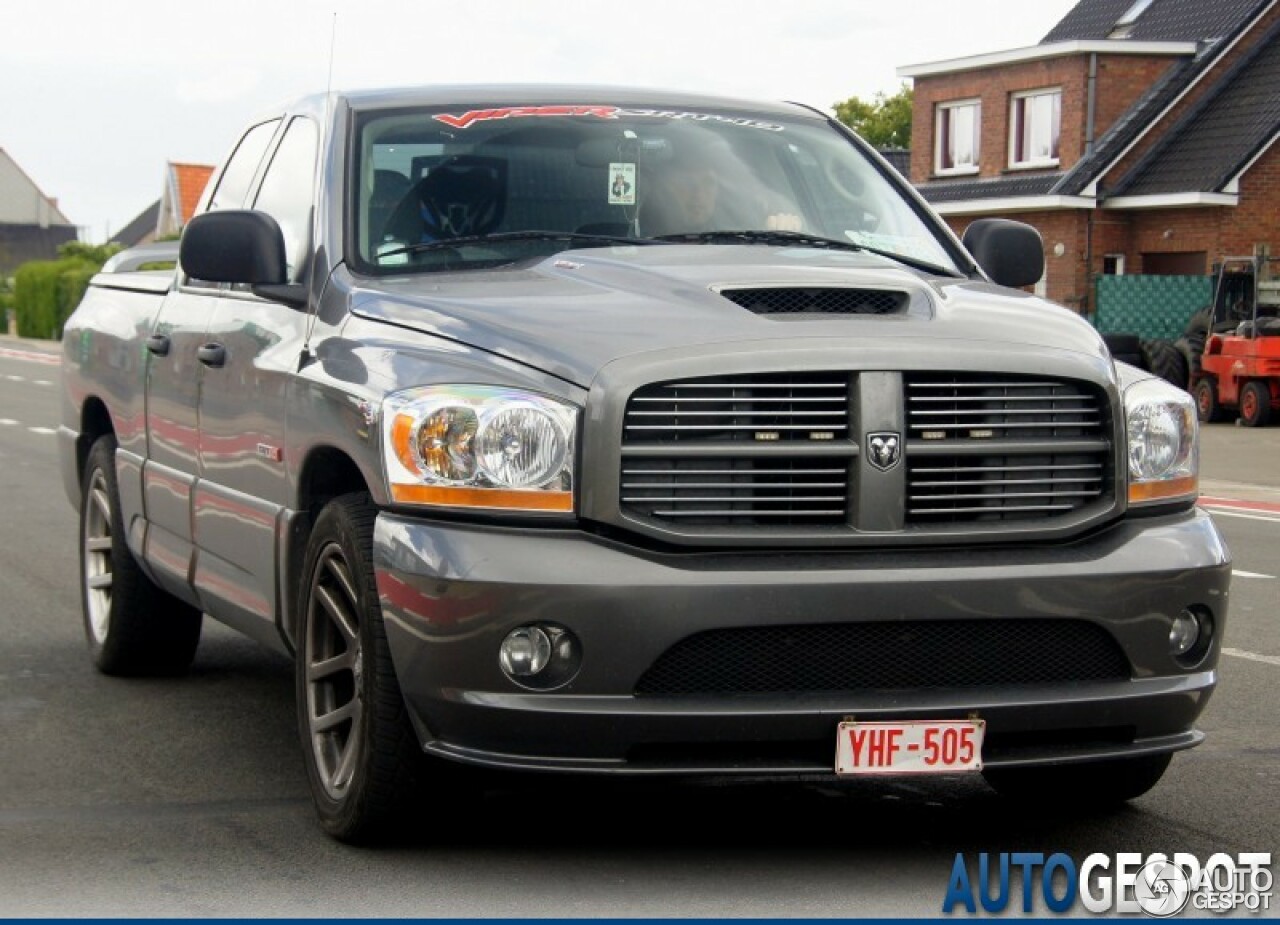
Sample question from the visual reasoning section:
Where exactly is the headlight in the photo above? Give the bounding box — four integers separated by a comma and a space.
1124, 377, 1198, 506
382, 386, 577, 512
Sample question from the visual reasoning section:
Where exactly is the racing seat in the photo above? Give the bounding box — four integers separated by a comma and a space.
382, 155, 508, 244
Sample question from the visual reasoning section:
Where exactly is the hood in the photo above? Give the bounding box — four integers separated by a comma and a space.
345, 245, 1109, 388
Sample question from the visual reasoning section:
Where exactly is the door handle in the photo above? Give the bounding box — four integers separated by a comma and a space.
144, 334, 171, 357
196, 343, 227, 368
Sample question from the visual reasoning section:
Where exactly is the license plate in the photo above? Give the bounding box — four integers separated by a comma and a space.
835, 720, 985, 775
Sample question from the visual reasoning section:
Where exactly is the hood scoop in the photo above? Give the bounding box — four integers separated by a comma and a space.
718, 287, 909, 318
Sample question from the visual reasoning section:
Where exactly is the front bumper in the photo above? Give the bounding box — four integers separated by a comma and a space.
374, 508, 1230, 775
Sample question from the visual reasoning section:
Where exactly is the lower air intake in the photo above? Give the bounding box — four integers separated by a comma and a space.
635, 619, 1131, 695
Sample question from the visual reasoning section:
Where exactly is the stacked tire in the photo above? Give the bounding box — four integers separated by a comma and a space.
1139, 338, 1189, 391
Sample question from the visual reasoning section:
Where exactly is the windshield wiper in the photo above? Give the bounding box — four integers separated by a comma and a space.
652, 229, 962, 277
376, 229, 669, 259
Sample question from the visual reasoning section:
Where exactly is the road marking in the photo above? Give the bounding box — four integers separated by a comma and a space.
5, 374, 24, 382
1222, 648, 1280, 668
0, 419, 16, 426
27, 426, 55, 435
1232, 569, 1275, 579
33, 379, 52, 386
0, 347, 60, 366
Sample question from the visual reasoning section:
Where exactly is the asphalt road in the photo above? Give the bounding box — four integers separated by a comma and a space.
0, 345, 1276, 916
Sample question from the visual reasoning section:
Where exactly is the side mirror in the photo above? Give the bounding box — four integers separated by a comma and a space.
962, 218, 1045, 289
180, 210, 307, 308
181, 210, 287, 284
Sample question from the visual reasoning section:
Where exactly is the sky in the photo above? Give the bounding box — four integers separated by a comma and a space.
2, 0, 1078, 243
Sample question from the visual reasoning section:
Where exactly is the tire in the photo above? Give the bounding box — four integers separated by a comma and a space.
1175, 337, 1201, 383
295, 492, 432, 843
983, 753, 1172, 805
79, 435, 202, 675
1140, 339, 1189, 390
1240, 380, 1273, 427
1194, 378, 1226, 423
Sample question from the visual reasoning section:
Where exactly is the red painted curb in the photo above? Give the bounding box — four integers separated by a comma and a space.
1200, 495, 1280, 515
0, 347, 60, 366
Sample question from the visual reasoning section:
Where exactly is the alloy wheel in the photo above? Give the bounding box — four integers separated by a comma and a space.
304, 543, 365, 801
83, 468, 115, 644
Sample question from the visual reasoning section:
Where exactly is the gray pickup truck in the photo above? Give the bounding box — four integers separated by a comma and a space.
59, 85, 1230, 842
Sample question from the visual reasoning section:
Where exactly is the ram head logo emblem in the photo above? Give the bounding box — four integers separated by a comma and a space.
867, 432, 902, 471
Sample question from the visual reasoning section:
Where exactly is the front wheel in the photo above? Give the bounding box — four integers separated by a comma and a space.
80, 435, 202, 675
296, 493, 433, 843
1194, 378, 1226, 423
1239, 380, 1273, 427
983, 753, 1172, 805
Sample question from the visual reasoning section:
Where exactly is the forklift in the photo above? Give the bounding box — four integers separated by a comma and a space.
1191, 251, 1280, 426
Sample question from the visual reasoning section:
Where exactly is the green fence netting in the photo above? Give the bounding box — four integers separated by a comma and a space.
1093, 275, 1212, 340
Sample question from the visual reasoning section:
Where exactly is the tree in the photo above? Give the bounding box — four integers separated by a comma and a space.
57, 240, 123, 265
833, 85, 913, 149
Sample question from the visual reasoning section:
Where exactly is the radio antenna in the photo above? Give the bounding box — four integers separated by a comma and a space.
324, 12, 338, 101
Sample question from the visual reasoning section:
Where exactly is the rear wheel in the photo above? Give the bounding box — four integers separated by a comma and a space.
80, 435, 202, 675
296, 492, 436, 843
983, 753, 1172, 805
1194, 378, 1226, 423
1240, 380, 1273, 427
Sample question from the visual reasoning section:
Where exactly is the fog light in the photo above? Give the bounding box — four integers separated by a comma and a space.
500, 626, 552, 677
1169, 610, 1199, 657
498, 623, 583, 690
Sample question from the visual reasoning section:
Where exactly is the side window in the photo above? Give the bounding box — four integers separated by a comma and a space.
251, 118, 319, 284
208, 120, 280, 212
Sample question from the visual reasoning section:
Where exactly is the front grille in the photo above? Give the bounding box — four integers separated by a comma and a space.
621, 458, 849, 526
635, 620, 1131, 696
615, 370, 1115, 538
623, 373, 849, 444
719, 287, 908, 316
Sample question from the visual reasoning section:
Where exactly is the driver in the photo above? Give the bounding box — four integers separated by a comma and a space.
641, 137, 802, 236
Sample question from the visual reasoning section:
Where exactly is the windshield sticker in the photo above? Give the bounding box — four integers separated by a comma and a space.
433, 105, 785, 132
608, 163, 636, 205
621, 109, 785, 132
434, 105, 622, 129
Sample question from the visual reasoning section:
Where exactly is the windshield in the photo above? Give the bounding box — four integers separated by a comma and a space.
351, 102, 962, 275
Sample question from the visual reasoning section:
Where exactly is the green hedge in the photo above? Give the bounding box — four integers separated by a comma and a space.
12, 258, 99, 340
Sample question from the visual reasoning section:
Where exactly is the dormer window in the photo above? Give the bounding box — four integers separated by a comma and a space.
935, 99, 981, 175
1109, 0, 1154, 38
1009, 89, 1061, 168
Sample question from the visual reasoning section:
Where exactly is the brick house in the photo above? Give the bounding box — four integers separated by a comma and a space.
156, 161, 216, 239
898, 0, 1280, 313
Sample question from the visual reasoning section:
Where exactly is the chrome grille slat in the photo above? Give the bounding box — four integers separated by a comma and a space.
650, 510, 847, 518
628, 410, 847, 418
632, 396, 845, 404
908, 420, 1102, 431
910, 408, 1096, 417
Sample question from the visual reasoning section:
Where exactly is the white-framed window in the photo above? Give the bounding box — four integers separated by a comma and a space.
935, 99, 981, 175
1009, 88, 1061, 168
1103, 254, 1126, 275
